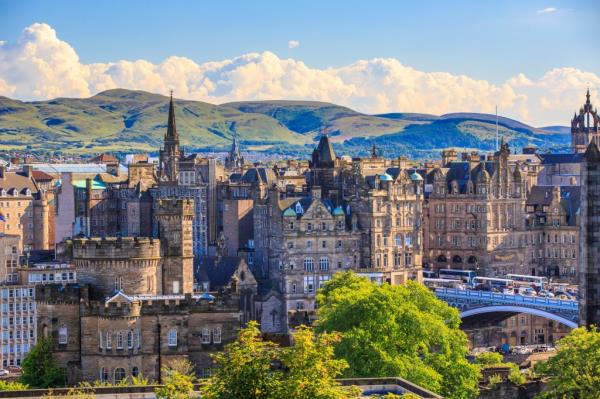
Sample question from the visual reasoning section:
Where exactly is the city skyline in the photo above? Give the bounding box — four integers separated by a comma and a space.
0, 0, 599, 126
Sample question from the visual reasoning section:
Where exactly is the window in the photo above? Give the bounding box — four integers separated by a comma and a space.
319, 257, 329, 271
304, 258, 314, 271
106, 332, 112, 349
321, 240, 327, 248
114, 368, 126, 382
132, 367, 139, 377
304, 276, 315, 293
116, 332, 123, 349
318, 275, 331, 288
168, 329, 177, 347
213, 327, 221, 344
100, 368, 109, 383
306, 241, 312, 249
127, 330, 133, 349
307, 223, 313, 232
135, 329, 141, 349
99, 331, 103, 349
202, 328, 211, 344
58, 326, 68, 345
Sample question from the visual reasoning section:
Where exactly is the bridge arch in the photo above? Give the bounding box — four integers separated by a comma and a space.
460, 305, 578, 329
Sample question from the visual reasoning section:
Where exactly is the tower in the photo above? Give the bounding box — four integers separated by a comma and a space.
571, 89, 600, 153
159, 93, 180, 184
157, 199, 194, 294
224, 136, 244, 171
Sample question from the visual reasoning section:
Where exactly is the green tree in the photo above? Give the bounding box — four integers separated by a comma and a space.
20, 337, 65, 388
474, 352, 503, 367
155, 359, 196, 399
0, 380, 28, 391
200, 321, 282, 399
279, 326, 360, 399
316, 272, 480, 399
535, 326, 600, 399
201, 321, 360, 399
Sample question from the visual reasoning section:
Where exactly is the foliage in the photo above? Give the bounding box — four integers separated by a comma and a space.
130, 373, 150, 386
508, 366, 526, 386
201, 321, 360, 399
0, 380, 28, 391
20, 337, 65, 388
315, 272, 480, 399
155, 359, 196, 399
534, 326, 600, 399
475, 352, 504, 367
42, 388, 95, 399
487, 374, 502, 388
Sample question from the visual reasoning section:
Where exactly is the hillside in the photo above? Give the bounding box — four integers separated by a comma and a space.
0, 90, 571, 158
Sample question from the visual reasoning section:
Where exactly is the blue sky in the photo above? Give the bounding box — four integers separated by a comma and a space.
1, 0, 597, 83
0, 0, 598, 125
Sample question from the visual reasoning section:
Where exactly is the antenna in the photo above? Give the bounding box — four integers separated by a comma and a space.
495, 105, 499, 151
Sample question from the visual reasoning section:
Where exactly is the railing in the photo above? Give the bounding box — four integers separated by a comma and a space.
435, 288, 579, 311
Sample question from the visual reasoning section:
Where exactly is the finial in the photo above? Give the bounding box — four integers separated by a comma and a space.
170, 90, 173, 99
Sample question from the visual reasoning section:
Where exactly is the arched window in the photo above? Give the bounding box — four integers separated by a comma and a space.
304, 258, 314, 271
168, 329, 178, 347
58, 326, 68, 345
132, 367, 139, 377
437, 255, 447, 263
114, 368, 126, 382
319, 257, 329, 271
452, 255, 462, 263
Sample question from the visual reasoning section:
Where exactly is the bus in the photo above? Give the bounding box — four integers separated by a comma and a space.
423, 270, 437, 279
439, 269, 477, 285
472, 277, 514, 292
506, 274, 548, 289
423, 278, 465, 290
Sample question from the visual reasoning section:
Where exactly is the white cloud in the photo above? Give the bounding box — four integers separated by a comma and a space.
288, 40, 300, 49
537, 7, 557, 14
0, 23, 598, 126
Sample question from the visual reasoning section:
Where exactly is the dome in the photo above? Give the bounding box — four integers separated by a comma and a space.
410, 172, 423, 181
332, 206, 345, 216
283, 207, 297, 217
379, 173, 393, 181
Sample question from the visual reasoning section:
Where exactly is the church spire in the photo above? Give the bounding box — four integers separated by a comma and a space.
166, 90, 178, 142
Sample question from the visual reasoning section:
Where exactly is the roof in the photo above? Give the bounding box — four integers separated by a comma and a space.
0, 171, 38, 193
195, 256, 247, 290
90, 154, 119, 164
72, 179, 107, 190
31, 170, 54, 182
311, 134, 336, 167
539, 153, 583, 164
241, 167, 276, 184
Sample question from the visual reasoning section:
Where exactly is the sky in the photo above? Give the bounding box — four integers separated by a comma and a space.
0, 0, 598, 126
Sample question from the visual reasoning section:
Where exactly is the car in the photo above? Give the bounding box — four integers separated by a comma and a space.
538, 290, 554, 298
0, 369, 9, 377
557, 294, 570, 300
520, 288, 537, 296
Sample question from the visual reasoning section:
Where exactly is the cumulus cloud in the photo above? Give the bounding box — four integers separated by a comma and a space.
288, 40, 300, 49
0, 23, 598, 126
537, 7, 557, 13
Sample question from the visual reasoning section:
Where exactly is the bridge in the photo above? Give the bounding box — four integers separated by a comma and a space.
434, 288, 579, 328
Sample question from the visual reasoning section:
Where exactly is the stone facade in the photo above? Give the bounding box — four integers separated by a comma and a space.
571, 89, 600, 153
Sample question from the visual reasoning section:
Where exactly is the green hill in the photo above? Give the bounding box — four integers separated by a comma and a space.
0, 90, 571, 158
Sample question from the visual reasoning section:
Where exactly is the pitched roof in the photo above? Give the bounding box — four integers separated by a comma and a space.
90, 154, 119, 164
31, 170, 54, 182
195, 256, 246, 290
0, 171, 38, 193
311, 134, 336, 167
539, 153, 583, 164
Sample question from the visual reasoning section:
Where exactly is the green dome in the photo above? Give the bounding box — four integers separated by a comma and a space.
283, 207, 297, 217
332, 206, 345, 216
410, 172, 423, 181
379, 173, 393, 181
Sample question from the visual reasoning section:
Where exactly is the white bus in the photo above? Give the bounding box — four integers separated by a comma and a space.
423, 278, 465, 290
506, 274, 548, 289
472, 277, 514, 292
439, 269, 477, 285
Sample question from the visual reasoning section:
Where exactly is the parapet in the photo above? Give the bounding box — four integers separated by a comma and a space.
157, 198, 195, 217
70, 237, 161, 259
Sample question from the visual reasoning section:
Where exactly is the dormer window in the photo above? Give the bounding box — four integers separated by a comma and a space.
295, 202, 303, 214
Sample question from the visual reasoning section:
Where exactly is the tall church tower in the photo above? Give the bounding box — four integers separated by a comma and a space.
157, 199, 194, 294
571, 89, 600, 153
159, 93, 181, 184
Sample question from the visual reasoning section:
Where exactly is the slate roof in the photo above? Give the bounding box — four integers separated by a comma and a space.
241, 167, 276, 184
195, 256, 245, 290
539, 153, 583, 164
311, 134, 336, 167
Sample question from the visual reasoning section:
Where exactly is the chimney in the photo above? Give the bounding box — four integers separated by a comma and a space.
312, 186, 322, 199
468, 152, 480, 170
23, 165, 33, 177
441, 149, 457, 167
0, 165, 5, 180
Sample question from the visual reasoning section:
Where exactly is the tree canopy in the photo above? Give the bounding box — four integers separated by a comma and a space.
154, 359, 196, 399
201, 321, 359, 399
315, 272, 480, 399
20, 337, 65, 388
535, 326, 600, 399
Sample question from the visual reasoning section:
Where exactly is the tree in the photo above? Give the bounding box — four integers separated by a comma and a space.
0, 380, 28, 391
535, 326, 600, 399
20, 337, 65, 388
201, 321, 360, 399
200, 321, 283, 399
155, 359, 196, 399
315, 272, 480, 399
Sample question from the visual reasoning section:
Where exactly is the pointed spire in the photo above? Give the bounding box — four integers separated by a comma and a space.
166, 90, 178, 141
372, 143, 377, 159
586, 87, 591, 104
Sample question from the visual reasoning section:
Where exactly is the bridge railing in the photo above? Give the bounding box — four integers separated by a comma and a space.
434, 288, 579, 311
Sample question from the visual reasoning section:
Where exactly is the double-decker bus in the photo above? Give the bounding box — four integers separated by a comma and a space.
422, 270, 437, 279
438, 269, 477, 285
506, 274, 548, 289
423, 278, 465, 290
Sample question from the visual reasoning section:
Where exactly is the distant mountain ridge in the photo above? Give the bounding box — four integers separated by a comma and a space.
0, 89, 571, 158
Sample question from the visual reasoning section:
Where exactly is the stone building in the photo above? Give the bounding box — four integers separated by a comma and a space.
0, 165, 51, 251
36, 199, 254, 384
423, 143, 528, 276
524, 185, 580, 283
224, 136, 245, 172
579, 142, 600, 327
0, 234, 21, 284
